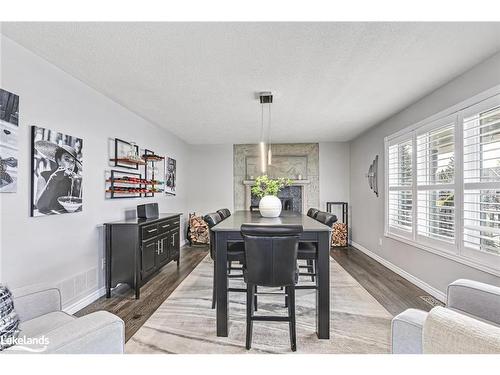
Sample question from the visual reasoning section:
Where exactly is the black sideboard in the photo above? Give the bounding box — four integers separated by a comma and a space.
104, 213, 181, 299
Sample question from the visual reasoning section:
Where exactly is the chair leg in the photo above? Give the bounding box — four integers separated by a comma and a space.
228, 260, 232, 274
307, 259, 315, 282
254, 285, 258, 311
246, 283, 254, 350
211, 260, 216, 309
314, 258, 319, 288
287, 285, 297, 352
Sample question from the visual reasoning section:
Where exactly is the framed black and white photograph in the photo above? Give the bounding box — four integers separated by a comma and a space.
31, 126, 83, 217
165, 157, 176, 196
0, 88, 19, 193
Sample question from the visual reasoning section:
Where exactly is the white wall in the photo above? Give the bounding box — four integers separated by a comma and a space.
319, 142, 350, 211
349, 51, 500, 298
187, 144, 233, 215
0, 36, 190, 309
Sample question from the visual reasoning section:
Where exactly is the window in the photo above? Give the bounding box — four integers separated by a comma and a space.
463, 102, 500, 259
387, 139, 413, 237
416, 119, 456, 249
385, 91, 500, 274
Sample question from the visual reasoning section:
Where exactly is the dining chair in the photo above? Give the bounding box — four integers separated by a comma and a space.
241, 224, 303, 351
298, 211, 336, 285
204, 212, 246, 309
217, 208, 231, 220
299, 208, 320, 281
216, 208, 245, 277
306, 207, 319, 219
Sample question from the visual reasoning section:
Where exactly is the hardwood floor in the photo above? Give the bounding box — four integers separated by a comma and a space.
331, 246, 436, 315
78, 243, 436, 342
76, 244, 208, 342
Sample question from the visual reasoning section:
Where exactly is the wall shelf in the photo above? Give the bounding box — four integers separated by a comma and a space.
106, 178, 164, 185
107, 140, 165, 198
109, 158, 146, 166
142, 154, 165, 162
106, 170, 143, 199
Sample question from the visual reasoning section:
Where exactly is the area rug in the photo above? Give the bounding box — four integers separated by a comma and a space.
126, 256, 393, 354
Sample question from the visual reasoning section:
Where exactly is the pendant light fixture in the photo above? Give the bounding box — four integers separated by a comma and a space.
259, 92, 273, 174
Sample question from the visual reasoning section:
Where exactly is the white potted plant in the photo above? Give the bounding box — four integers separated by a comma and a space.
251, 175, 291, 218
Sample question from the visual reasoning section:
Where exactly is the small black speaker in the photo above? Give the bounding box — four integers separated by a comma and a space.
137, 203, 159, 219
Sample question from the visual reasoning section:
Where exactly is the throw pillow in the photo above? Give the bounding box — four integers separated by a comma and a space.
0, 285, 20, 351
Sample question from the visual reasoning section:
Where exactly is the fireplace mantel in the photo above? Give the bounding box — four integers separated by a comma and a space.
243, 179, 310, 213
243, 179, 311, 186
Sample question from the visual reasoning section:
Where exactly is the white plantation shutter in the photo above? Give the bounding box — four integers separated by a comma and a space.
385, 91, 500, 272
416, 120, 456, 248
387, 139, 413, 237
463, 100, 500, 259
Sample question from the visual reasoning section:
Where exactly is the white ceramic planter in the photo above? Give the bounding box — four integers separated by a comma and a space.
259, 195, 282, 218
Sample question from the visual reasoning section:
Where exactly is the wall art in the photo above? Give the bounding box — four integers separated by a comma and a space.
366, 155, 378, 197
0, 88, 19, 193
165, 157, 176, 196
31, 126, 83, 217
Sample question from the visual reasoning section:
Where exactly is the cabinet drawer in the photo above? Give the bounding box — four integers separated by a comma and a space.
158, 220, 173, 233
141, 223, 159, 241
158, 217, 180, 234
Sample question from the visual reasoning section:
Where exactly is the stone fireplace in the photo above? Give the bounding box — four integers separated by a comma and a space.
244, 180, 309, 213
234, 143, 319, 211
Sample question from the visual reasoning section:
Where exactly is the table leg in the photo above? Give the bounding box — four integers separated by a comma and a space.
215, 231, 228, 337
316, 231, 330, 339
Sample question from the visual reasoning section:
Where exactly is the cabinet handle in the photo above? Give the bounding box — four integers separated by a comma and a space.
171, 233, 175, 246
157, 241, 160, 255
161, 224, 170, 228
148, 228, 158, 233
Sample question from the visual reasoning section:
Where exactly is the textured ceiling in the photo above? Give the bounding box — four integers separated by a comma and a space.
2, 22, 500, 144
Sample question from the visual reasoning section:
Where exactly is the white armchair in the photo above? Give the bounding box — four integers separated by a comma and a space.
391, 279, 500, 354
3, 285, 124, 354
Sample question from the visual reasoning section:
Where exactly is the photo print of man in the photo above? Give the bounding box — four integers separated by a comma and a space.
31, 126, 83, 217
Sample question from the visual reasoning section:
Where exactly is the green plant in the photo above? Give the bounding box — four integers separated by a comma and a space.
251, 175, 291, 198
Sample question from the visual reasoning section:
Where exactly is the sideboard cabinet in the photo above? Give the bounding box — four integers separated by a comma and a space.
104, 213, 181, 299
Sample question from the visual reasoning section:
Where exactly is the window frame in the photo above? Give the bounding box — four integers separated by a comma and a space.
386, 133, 414, 240
384, 86, 500, 277
460, 96, 500, 269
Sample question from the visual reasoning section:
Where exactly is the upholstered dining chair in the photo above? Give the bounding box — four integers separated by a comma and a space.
204, 212, 245, 309
217, 208, 231, 220
241, 224, 303, 351
298, 211, 336, 284
306, 208, 320, 219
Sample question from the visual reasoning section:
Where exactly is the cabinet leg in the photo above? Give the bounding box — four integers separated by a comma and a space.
106, 288, 111, 298
135, 287, 140, 299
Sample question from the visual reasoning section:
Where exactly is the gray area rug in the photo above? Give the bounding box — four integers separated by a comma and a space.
126, 256, 393, 354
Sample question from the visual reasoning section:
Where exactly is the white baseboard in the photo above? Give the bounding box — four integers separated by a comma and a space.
351, 241, 447, 302
63, 287, 106, 315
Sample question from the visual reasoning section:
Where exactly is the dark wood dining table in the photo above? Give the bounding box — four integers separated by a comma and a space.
212, 210, 331, 339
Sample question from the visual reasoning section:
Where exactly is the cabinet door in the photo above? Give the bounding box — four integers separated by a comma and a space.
141, 239, 157, 279
169, 228, 180, 260
156, 233, 170, 266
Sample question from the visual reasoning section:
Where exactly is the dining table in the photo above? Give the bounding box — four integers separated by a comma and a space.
211, 210, 332, 339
